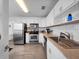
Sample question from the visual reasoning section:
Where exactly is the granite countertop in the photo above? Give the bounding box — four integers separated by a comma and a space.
43, 32, 79, 59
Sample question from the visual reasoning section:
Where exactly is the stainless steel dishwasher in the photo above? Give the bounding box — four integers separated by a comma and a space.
44, 36, 47, 58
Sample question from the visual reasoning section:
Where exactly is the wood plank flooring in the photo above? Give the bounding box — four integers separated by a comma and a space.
9, 41, 46, 59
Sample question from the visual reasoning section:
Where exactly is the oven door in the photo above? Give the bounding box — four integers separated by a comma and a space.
30, 34, 38, 42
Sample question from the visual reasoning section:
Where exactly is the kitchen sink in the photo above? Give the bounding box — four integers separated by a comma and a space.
59, 38, 79, 49
49, 37, 79, 49
49, 37, 58, 43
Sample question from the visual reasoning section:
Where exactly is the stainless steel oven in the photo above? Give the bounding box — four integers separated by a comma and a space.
29, 23, 39, 43
30, 34, 39, 43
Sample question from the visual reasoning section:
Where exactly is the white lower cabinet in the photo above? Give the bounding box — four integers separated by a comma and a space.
26, 33, 30, 43
47, 40, 67, 59
39, 33, 45, 47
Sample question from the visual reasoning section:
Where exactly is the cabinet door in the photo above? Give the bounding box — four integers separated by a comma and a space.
54, 2, 61, 17
26, 33, 29, 43
39, 33, 45, 46
47, 40, 67, 59
62, 0, 74, 10
47, 40, 52, 59
46, 10, 54, 26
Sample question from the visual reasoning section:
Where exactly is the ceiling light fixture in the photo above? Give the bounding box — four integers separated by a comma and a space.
16, 0, 29, 13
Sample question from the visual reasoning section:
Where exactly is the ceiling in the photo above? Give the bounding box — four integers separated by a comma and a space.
9, 0, 58, 17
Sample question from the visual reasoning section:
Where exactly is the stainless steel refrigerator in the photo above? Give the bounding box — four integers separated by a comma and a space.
13, 23, 24, 45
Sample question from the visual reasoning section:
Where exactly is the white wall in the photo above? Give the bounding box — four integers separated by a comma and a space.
9, 17, 46, 27
50, 23, 79, 42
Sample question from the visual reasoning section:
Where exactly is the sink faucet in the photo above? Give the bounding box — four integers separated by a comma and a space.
58, 32, 71, 43
60, 32, 71, 40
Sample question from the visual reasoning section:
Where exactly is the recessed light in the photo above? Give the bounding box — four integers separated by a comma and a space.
41, 6, 46, 10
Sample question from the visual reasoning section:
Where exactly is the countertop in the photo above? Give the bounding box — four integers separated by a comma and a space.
43, 32, 79, 59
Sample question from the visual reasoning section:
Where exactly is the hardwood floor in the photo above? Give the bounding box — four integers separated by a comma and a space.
9, 41, 46, 59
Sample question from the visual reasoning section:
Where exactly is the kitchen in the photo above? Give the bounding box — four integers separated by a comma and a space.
0, 0, 79, 59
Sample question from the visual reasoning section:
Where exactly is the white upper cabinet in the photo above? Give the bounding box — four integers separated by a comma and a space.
54, 0, 62, 17
46, 9, 55, 26
62, 0, 75, 10
38, 19, 46, 27
46, 0, 79, 26
54, 0, 76, 17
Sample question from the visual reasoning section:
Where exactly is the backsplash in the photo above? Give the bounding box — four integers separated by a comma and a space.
50, 23, 79, 42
